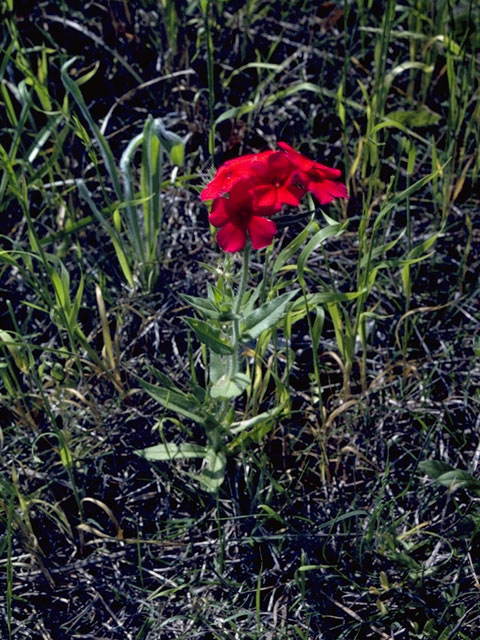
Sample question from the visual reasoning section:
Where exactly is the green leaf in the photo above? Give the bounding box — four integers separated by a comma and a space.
138, 378, 206, 425
180, 294, 220, 320
230, 406, 284, 434
264, 81, 364, 114
68, 272, 84, 331
214, 102, 256, 127
120, 132, 147, 264
258, 505, 285, 525
420, 461, 480, 492
359, 230, 404, 269
372, 164, 447, 234
242, 290, 298, 340
311, 307, 324, 353
326, 302, 345, 359
77, 181, 135, 288
290, 290, 365, 308
432, 34, 461, 56
59, 443, 73, 469
384, 61, 433, 92
407, 230, 442, 260
298, 223, 344, 289
210, 373, 250, 399
436, 470, 480, 491
208, 350, 224, 385
146, 366, 178, 389
152, 118, 184, 167
227, 407, 284, 451
141, 115, 163, 264
138, 442, 207, 460
183, 317, 234, 355
199, 448, 227, 493
0, 331, 30, 374
75, 61, 101, 86
51, 269, 68, 311
315, 509, 369, 530
62, 59, 123, 199
272, 222, 313, 275
418, 460, 455, 479
385, 107, 440, 127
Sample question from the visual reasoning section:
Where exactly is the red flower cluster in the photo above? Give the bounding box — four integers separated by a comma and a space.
201, 142, 348, 252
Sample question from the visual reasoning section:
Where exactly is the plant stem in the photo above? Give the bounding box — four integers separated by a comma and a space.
203, 0, 215, 159
229, 242, 251, 377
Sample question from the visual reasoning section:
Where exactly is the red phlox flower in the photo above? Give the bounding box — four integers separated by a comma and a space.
203, 143, 347, 252
200, 151, 275, 201
248, 151, 307, 211
277, 141, 348, 205
208, 181, 277, 252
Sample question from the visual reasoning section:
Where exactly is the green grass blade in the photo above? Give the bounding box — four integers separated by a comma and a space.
61, 58, 122, 199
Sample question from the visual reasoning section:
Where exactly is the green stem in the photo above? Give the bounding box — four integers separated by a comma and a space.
203, 0, 215, 159
229, 243, 251, 377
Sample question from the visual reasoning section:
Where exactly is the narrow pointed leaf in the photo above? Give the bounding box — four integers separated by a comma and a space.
298, 223, 344, 289
138, 378, 205, 425
419, 460, 455, 479
210, 373, 250, 399
183, 317, 234, 355
199, 448, 227, 493
243, 290, 298, 340
138, 442, 207, 461
180, 294, 220, 320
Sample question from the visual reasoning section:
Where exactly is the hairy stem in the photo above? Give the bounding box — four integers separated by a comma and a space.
229, 242, 251, 377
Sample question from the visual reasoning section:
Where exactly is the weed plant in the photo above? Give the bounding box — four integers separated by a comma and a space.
0, 1, 479, 638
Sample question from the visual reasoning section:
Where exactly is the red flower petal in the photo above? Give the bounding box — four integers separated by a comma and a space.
279, 141, 343, 179
277, 185, 304, 207
216, 222, 247, 252
247, 216, 277, 250
200, 151, 276, 200
308, 178, 349, 204
277, 141, 314, 172
227, 180, 257, 213
208, 198, 229, 227
251, 186, 282, 210
264, 151, 296, 180
250, 181, 303, 211
311, 163, 342, 180
278, 142, 347, 203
